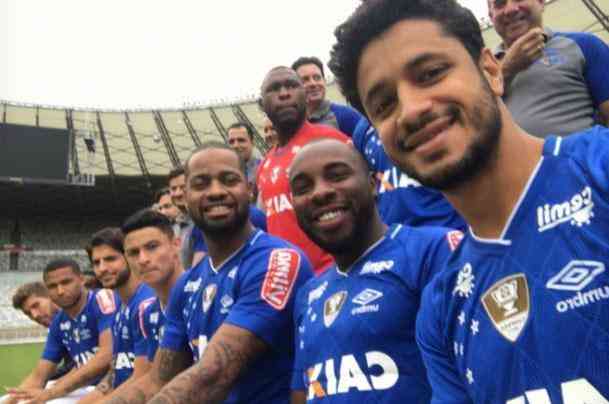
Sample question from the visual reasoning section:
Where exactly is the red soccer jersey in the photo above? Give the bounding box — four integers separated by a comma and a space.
257, 121, 350, 275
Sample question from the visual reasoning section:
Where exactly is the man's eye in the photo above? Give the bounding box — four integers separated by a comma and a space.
418, 65, 448, 84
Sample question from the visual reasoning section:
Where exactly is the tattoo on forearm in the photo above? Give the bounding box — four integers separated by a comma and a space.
148, 332, 266, 404
156, 349, 190, 384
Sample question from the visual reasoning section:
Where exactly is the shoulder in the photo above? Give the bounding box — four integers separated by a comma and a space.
93, 289, 118, 315
556, 31, 608, 51
551, 126, 609, 162
304, 122, 350, 141
393, 224, 462, 253
330, 102, 362, 118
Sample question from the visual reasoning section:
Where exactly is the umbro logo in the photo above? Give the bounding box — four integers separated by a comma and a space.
351, 289, 382, 315
547, 260, 609, 314
536, 186, 594, 232
547, 260, 605, 292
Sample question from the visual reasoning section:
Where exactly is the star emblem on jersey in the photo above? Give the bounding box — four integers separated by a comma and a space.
323, 291, 348, 328
470, 319, 479, 335
482, 273, 530, 343
202, 284, 217, 313
453, 263, 475, 298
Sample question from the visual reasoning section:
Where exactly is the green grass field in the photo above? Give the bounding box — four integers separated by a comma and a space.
0, 343, 44, 390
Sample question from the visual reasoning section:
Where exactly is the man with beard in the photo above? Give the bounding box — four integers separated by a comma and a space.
330, 0, 609, 402
104, 142, 313, 404
81, 228, 154, 402
94, 209, 185, 403
4, 259, 115, 404
257, 66, 349, 275
288, 139, 458, 404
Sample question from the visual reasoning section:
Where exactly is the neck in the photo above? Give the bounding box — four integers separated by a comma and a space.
306, 99, 323, 117
117, 274, 141, 304
443, 110, 544, 239
277, 120, 305, 147
335, 212, 387, 271
65, 289, 88, 318
205, 222, 255, 268
156, 263, 184, 307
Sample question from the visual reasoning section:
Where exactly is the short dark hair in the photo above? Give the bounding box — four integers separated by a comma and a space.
227, 122, 254, 141
168, 166, 185, 184
43, 258, 81, 281
292, 56, 325, 78
184, 141, 247, 179
86, 227, 125, 262
12, 282, 49, 310
329, 0, 484, 115
122, 208, 175, 240
154, 187, 171, 204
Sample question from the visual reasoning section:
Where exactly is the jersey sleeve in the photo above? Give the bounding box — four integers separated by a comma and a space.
290, 287, 307, 392
224, 248, 313, 347
331, 103, 364, 138
133, 298, 155, 357
159, 273, 190, 352
566, 32, 609, 106
94, 289, 118, 332
416, 280, 473, 404
567, 127, 609, 194
41, 318, 68, 363
249, 205, 268, 231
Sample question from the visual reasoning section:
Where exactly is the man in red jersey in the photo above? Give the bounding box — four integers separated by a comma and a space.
257, 66, 350, 275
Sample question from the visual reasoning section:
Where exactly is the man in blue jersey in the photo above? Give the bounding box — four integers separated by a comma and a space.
330, 0, 609, 402
288, 139, 459, 403
104, 141, 313, 404
122, 209, 184, 363
352, 117, 465, 229
4, 259, 115, 404
79, 228, 154, 403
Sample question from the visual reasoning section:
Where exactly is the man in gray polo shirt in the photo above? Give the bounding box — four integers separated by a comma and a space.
489, 0, 609, 137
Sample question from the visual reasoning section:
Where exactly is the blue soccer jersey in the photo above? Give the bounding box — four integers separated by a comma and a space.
161, 230, 313, 404
42, 289, 117, 373
352, 118, 465, 229
111, 284, 155, 387
416, 127, 609, 404
140, 297, 166, 362
292, 224, 459, 403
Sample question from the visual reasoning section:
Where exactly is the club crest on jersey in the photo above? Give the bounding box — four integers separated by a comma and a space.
446, 230, 464, 251
536, 186, 594, 232
482, 273, 530, 342
261, 249, 300, 310
202, 284, 217, 313
453, 263, 475, 298
324, 291, 347, 327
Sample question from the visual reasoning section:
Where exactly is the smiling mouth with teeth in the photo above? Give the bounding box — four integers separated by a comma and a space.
317, 210, 344, 222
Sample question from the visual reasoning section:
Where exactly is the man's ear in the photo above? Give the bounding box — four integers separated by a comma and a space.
479, 48, 504, 97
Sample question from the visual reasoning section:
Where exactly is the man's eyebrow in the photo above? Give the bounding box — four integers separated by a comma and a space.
363, 52, 443, 108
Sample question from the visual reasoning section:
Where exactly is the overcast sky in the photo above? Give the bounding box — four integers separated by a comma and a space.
1, 0, 488, 109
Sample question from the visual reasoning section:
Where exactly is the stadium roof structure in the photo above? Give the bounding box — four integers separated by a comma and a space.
0, 0, 607, 219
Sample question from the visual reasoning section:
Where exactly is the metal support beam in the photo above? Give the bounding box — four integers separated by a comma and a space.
65, 109, 80, 175
208, 107, 228, 142
153, 111, 181, 167
124, 112, 152, 188
581, 0, 609, 33
181, 110, 202, 148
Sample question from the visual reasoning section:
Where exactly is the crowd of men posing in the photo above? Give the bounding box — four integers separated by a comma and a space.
5, 0, 609, 403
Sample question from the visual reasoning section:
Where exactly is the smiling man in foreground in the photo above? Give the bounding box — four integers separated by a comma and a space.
329, 0, 609, 402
